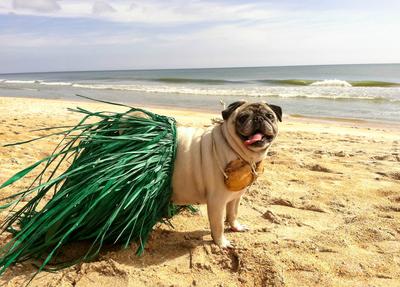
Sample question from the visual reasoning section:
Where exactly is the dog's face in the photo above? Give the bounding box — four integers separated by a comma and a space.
222, 101, 282, 152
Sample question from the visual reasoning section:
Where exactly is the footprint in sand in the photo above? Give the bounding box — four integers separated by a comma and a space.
306, 164, 335, 173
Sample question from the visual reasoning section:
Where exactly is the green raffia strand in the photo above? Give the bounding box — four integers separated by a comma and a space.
0, 96, 188, 277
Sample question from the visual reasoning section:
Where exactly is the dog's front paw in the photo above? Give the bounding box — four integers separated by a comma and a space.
214, 236, 233, 249
230, 221, 249, 232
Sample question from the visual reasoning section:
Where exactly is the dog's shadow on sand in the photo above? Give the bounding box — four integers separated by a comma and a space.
0, 229, 212, 285
103, 228, 211, 268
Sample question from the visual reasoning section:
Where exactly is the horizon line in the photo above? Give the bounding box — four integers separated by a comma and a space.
1, 62, 399, 75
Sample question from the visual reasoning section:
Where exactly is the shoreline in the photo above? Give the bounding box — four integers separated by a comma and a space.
287, 113, 400, 131
2, 95, 400, 130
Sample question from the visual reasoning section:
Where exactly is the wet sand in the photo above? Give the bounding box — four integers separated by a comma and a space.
0, 97, 399, 286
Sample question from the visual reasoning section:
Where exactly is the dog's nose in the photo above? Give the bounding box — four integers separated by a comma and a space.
254, 116, 265, 130
254, 116, 263, 123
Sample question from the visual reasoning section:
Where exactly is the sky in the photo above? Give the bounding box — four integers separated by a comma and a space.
0, 0, 400, 73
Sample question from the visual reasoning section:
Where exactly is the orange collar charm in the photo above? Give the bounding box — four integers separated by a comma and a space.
224, 159, 265, 191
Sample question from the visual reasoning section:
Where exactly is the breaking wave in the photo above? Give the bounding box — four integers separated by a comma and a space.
310, 80, 352, 87
258, 79, 400, 87
257, 79, 314, 86
39, 81, 72, 86
4, 80, 40, 84
147, 77, 244, 85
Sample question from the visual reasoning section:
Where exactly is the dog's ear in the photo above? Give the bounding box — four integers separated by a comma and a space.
268, 104, 282, 122
222, 101, 246, 120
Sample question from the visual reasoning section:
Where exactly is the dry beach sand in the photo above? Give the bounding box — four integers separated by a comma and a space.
0, 97, 399, 287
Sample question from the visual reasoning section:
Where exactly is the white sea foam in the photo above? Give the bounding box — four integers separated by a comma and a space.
40, 81, 72, 86
275, 93, 381, 101
4, 80, 38, 84
310, 79, 352, 87
67, 82, 399, 102
72, 83, 112, 89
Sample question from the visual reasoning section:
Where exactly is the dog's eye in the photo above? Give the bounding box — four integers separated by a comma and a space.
238, 115, 248, 124
266, 113, 275, 120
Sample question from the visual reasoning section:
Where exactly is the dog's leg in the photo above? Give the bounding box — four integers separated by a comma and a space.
207, 199, 232, 248
226, 197, 249, 232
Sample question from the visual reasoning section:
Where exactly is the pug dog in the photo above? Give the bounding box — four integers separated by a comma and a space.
171, 101, 282, 247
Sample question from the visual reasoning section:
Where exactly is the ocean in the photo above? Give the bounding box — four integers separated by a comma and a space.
0, 63, 399, 122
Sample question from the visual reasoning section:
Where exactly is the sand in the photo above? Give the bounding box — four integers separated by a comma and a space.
0, 97, 399, 287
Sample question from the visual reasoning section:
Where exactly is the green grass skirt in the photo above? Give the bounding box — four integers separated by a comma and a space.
0, 98, 184, 276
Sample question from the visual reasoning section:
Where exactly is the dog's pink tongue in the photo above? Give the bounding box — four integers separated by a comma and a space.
244, 133, 263, 145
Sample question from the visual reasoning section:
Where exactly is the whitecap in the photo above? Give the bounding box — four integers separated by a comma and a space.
310, 79, 352, 87
4, 80, 37, 84
40, 81, 73, 86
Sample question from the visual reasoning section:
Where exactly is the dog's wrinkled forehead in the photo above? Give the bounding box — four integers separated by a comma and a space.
239, 103, 270, 114
222, 101, 282, 122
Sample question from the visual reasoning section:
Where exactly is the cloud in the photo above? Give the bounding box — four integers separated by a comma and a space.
1, 0, 400, 26
92, 1, 116, 15
12, 0, 60, 13
2, 0, 282, 24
